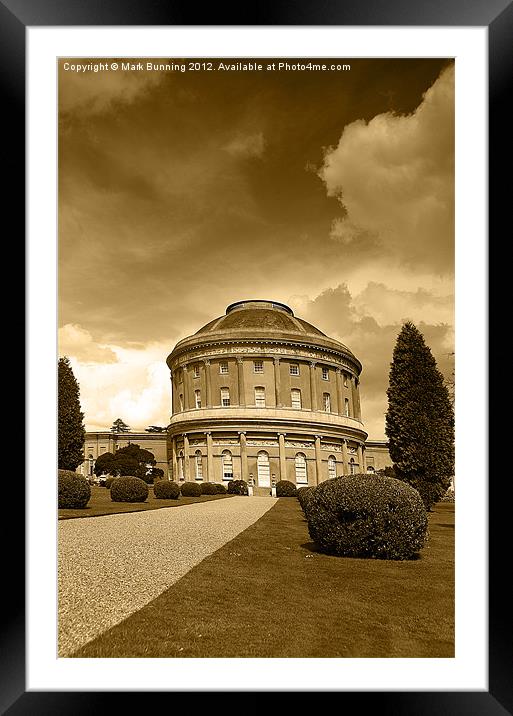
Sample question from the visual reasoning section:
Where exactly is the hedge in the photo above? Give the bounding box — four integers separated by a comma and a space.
276, 480, 298, 497
154, 480, 180, 499
180, 481, 202, 497
306, 474, 428, 560
200, 482, 218, 495
297, 485, 316, 514
214, 483, 227, 494
110, 476, 149, 503
227, 479, 248, 495
58, 470, 91, 509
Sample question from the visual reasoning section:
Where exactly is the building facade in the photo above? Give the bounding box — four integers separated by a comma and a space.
166, 300, 370, 488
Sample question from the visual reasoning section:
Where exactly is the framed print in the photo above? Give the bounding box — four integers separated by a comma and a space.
6, 0, 509, 711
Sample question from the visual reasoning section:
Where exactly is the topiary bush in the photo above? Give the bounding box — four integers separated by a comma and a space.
276, 480, 298, 497
105, 476, 117, 489
110, 476, 149, 503
180, 481, 202, 497
214, 483, 227, 494
306, 474, 428, 560
153, 480, 180, 499
297, 485, 316, 514
227, 479, 248, 495
58, 470, 91, 509
200, 482, 218, 495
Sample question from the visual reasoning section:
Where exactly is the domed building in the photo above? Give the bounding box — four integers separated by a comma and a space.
166, 300, 368, 489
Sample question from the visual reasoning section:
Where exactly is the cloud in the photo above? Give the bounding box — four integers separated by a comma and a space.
64, 335, 172, 431
224, 132, 266, 158
59, 64, 163, 116
59, 324, 118, 363
318, 64, 454, 273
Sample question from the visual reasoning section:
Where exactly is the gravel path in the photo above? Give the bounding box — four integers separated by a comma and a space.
58, 496, 276, 656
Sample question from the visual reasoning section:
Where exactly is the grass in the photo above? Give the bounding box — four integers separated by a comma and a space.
59, 485, 232, 520
72, 499, 454, 658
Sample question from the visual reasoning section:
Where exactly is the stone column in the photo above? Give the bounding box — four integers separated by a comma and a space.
182, 364, 189, 410
171, 435, 177, 482
273, 357, 282, 407
239, 431, 248, 481
314, 435, 322, 485
309, 362, 317, 411
204, 359, 212, 408
278, 432, 287, 480
357, 443, 363, 473
237, 358, 245, 406
355, 378, 362, 420
362, 444, 367, 473
206, 431, 214, 482
341, 438, 348, 476
183, 433, 190, 480
336, 369, 343, 415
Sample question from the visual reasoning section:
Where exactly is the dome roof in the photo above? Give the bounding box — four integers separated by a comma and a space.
195, 300, 326, 338
168, 299, 361, 373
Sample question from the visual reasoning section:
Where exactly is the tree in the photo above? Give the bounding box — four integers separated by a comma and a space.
58, 357, 86, 471
385, 322, 455, 510
111, 418, 130, 433
101, 444, 157, 482
145, 425, 167, 433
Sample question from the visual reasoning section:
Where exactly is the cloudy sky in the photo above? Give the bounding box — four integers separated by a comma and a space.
58, 58, 454, 439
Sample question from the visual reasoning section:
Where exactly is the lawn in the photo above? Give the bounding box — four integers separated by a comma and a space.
72, 499, 454, 658
59, 485, 233, 520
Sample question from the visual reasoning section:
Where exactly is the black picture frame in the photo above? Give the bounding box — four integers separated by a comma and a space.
9, 0, 508, 711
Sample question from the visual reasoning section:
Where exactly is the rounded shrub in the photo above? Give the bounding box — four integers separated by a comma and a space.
110, 476, 149, 503
214, 483, 227, 494
297, 485, 316, 514
180, 481, 202, 497
306, 474, 428, 560
154, 480, 180, 499
227, 479, 248, 495
200, 482, 218, 495
276, 480, 298, 497
58, 470, 91, 509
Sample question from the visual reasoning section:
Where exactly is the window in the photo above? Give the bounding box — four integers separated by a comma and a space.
195, 450, 203, 480
254, 360, 263, 373
291, 388, 302, 409
219, 361, 229, 374
222, 450, 233, 480
193, 364, 200, 378
257, 451, 270, 486
322, 366, 329, 381
289, 363, 299, 376
328, 455, 337, 480
367, 466, 375, 473
344, 398, 350, 416
349, 458, 358, 475
221, 387, 230, 406
295, 453, 308, 484
323, 393, 331, 412
179, 394, 184, 411
178, 451, 184, 480
254, 386, 266, 407
343, 374, 349, 387
194, 390, 201, 409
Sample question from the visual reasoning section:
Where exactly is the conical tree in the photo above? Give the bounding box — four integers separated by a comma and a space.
58, 356, 86, 471
385, 322, 454, 509
110, 418, 131, 433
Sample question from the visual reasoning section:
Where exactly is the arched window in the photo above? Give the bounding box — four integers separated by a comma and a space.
323, 393, 331, 412
295, 453, 308, 484
254, 386, 266, 407
257, 451, 270, 487
328, 455, 337, 480
367, 465, 375, 473
194, 390, 201, 409
349, 457, 358, 475
344, 398, 350, 416
222, 450, 233, 480
195, 450, 203, 480
178, 451, 184, 480
179, 394, 184, 411
291, 388, 302, 409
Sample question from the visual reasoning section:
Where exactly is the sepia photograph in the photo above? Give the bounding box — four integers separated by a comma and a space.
57, 57, 455, 660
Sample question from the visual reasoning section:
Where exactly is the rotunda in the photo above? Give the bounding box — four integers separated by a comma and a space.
166, 300, 368, 488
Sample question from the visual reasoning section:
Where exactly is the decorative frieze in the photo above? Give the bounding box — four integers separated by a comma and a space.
322, 442, 342, 452
285, 440, 315, 449
247, 439, 279, 447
